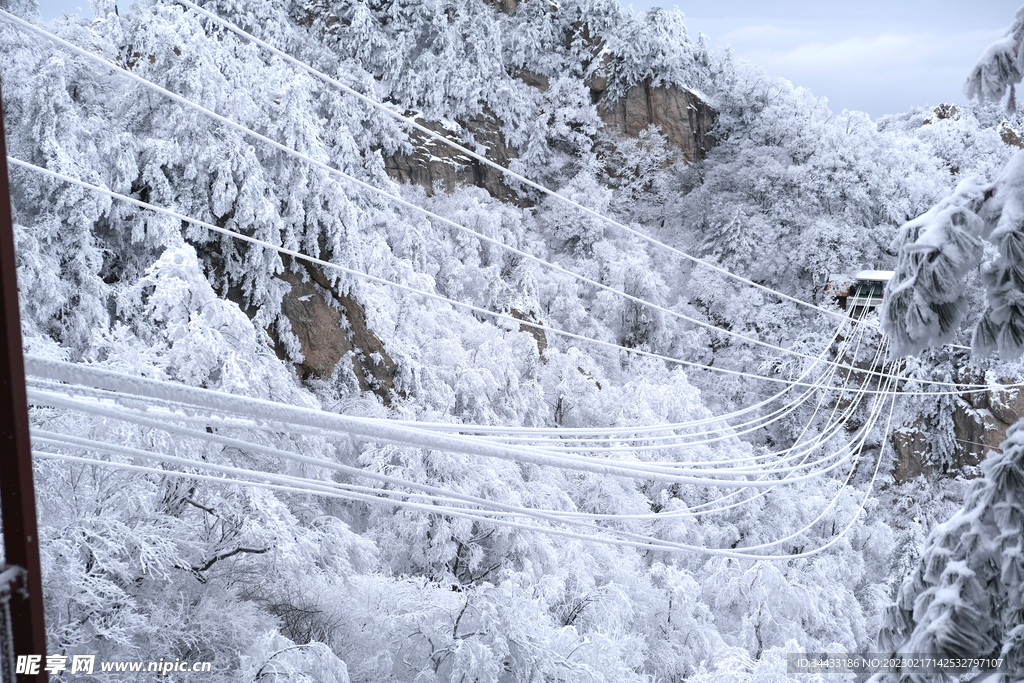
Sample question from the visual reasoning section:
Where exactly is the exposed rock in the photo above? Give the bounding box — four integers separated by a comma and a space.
960, 369, 989, 411
957, 378, 1023, 462
278, 271, 344, 378
950, 398, 991, 468
383, 112, 524, 204
891, 410, 987, 485
572, 22, 716, 163
892, 427, 933, 482
989, 384, 1024, 424
384, 40, 716, 203
1000, 121, 1024, 149
483, 0, 518, 13
292, 0, 343, 31
585, 52, 612, 96
982, 410, 1011, 453
277, 267, 398, 405
514, 69, 549, 93
385, 66, 716, 204
596, 80, 716, 163
824, 275, 853, 311
892, 388, 1018, 484
509, 308, 547, 355
923, 103, 960, 125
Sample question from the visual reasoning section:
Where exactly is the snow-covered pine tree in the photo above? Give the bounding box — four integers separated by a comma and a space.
882, 6, 1024, 360
873, 422, 1024, 681
964, 8, 1024, 109
874, 7, 1024, 681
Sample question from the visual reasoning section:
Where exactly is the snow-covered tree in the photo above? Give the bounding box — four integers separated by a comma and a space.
874, 8, 1024, 681
874, 423, 1024, 681
1, 0, 988, 678
882, 7, 1024, 360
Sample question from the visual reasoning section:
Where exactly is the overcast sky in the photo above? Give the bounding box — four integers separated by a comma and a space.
34, 0, 1024, 118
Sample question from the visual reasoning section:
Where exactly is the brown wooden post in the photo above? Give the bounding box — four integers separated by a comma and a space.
0, 79, 49, 681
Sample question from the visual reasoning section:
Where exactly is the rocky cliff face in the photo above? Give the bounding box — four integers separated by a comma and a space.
382, 83, 716, 201
277, 265, 399, 405
383, 52, 717, 202
594, 80, 716, 163
383, 112, 524, 204
224, 259, 400, 404
892, 382, 1024, 483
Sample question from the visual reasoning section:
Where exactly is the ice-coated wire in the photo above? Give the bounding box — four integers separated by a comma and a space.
26, 322, 884, 494
0, 11, 1002, 393
641, 321, 885, 470
32, 395, 896, 561
8, 155, 836, 391
413, 324, 856, 447
731, 339, 898, 551
735, 359, 900, 556
26, 447, 811, 559
30, 379, 853, 481
26, 357, 867, 486
22, 310, 878, 481
34, 421, 666, 534
29, 307, 847, 445
32, 444, 719, 556
482, 346, 869, 456
33, 430, 687, 545
622, 323, 888, 516
554, 320, 888, 519
174, 0, 876, 330
33, 429, 831, 555
31, 391, 754, 529
34, 405, 897, 560
26, 374, 855, 506
24, 294, 888, 528
450, 322, 851, 442
25, 358, 855, 470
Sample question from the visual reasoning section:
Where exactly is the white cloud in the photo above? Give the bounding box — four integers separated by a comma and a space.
702, 24, 1005, 115
744, 29, 1002, 77
717, 23, 822, 48
675, 3, 1018, 116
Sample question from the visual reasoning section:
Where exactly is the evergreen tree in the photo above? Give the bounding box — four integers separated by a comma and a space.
883, 6, 1024, 360
876, 7, 1024, 681
874, 423, 1024, 681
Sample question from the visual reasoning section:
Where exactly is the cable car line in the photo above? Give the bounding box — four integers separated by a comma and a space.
0, 12, 1005, 394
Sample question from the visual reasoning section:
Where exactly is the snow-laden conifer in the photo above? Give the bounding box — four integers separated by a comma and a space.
883, 5, 1024, 360
965, 7, 1024, 110
874, 422, 1024, 681
880, 177, 989, 357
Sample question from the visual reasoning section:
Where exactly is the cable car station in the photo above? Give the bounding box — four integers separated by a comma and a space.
830, 270, 895, 317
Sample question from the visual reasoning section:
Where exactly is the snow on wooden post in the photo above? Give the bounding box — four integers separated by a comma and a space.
0, 81, 49, 681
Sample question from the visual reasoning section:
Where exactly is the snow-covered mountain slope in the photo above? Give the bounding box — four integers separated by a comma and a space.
2, 0, 1024, 679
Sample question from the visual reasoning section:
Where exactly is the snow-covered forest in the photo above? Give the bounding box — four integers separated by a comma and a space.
2, 0, 1024, 680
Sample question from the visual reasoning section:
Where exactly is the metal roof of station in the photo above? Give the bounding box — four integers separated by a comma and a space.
853, 270, 894, 281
